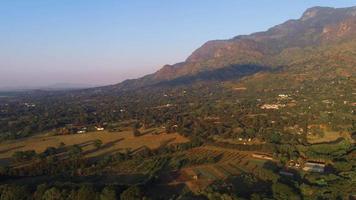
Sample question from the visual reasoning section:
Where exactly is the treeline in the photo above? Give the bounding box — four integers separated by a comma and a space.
1, 137, 204, 178
0, 183, 149, 200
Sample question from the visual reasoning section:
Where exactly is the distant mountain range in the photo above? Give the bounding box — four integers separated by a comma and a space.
110, 6, 356, 91
0, 83, 97, 92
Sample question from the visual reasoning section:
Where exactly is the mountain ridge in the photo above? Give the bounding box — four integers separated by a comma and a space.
111, 6, 356, 91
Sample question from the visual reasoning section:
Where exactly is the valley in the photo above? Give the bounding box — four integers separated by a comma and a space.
0, 5, 355, 200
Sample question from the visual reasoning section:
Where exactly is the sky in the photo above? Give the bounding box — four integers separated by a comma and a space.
1, 0, 356, 89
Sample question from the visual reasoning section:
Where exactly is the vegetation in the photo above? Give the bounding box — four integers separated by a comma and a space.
0, 5, 355, 199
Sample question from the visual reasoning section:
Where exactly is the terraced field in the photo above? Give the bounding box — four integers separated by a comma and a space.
179, 145, 277, 191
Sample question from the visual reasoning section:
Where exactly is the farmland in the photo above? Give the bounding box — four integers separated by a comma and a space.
0, 129, 188, 166
171, 146, 278, 191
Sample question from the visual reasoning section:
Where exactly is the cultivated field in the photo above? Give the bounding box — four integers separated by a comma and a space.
0, 129, 189, 166
174, 146, 277, 191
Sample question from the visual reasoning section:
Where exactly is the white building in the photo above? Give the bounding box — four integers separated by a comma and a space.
260, 104, 285, 110
303, 161, 325, 173
95, 126, 105, 131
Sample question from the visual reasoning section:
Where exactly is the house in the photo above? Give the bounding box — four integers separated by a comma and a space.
278, 94, 289, 99
24, 102, 36, 108
77, 130, 86, 134
95, 126, 105, 131
234, 87, 247, 91
193, 174, 199, 180
260, 104, 285, 110
191, 171, 200, 180
303, 161, 325, 173
66, 124, 87, 134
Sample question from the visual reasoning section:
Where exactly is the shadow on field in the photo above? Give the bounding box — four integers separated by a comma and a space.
131, 145, 150, 154
0, 145, 25, 154
139, 129, 156, 136
90, 148, 125, 162
76, 140, 96, 148
83, 138, 124, 156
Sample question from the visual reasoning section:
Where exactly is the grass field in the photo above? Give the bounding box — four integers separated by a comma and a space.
0, 129, 189, 166
307, 128, 352, 144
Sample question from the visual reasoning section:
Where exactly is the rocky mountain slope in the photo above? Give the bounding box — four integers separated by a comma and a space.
112, 6, 356, 91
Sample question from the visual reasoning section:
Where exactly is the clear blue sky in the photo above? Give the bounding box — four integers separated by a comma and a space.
1, 0, 355, 88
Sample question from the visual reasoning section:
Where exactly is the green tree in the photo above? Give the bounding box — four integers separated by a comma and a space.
68, 145, 82, 159
272, 182, 300, 200
269, 132, 282, 144
0, 185, 29, 200
93, 139, 103, 149
42, 187, 63, 200
100, 186, 117, 200
43, 147, 57, 157
77, 185, 97, 200
120, 186, 143, 200
133, 128, 141, 137
34, 184, 48, 200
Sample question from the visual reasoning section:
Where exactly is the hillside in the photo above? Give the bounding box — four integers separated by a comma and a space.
111, 6, 356, 91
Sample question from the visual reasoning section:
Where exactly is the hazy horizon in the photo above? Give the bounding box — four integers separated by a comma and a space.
1, 0, 356, 89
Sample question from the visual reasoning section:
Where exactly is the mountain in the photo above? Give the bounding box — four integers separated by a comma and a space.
41, 83, 97, 90
0, 83, 96, 92
111, 6, 356, 91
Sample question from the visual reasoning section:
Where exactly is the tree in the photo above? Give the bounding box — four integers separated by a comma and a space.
58, 142, 65, 149
120, 186, 143, 200
133, 128, 141, 137
93, 139, 103, 149
0, 166, 9, 175
12, 150, 37, 162
269, 132, 282, 144
68, 145, 82, 159
100, 186, 117, 200
245, 128, 256, 138
0, 185, 30, 200
43, 147, 57, 157
42, 187, 63, 200
77, 185, 97, 200
272, 182, 301, 200
34, 184, 48, 200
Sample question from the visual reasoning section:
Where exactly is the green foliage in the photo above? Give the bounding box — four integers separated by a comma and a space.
68, 145, 83, 159
42, 147, 58, 157
76, 185, 97, 200
34, 184, 48, 200
0, 185, 30, 200
269, 132, 282, 144
0, 14, 355, 199
306, 139, 353, 158
120, 186, 143, 200
12, 150, 37, 162
94, 139, 103, 149
272, 182, 301, 200
333, 161, 353, 172
42, 187, 63, 200
100, 186, 117, 200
